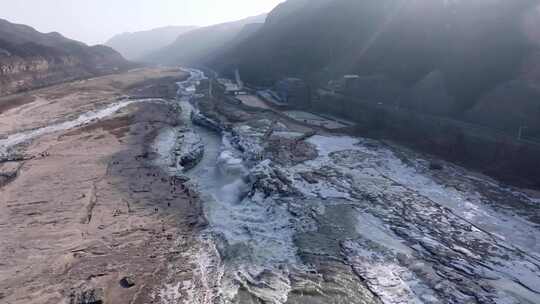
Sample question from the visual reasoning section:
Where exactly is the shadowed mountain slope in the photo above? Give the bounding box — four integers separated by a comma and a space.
143, 14, 266, 67
105, 25, 197, 60
0, 18, 132, 96
213, 0, 540, 135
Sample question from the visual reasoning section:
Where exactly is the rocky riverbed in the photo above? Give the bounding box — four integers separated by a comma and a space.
0, 68, 207, 304
2, 67, 539, 304
163, 69, 540, 304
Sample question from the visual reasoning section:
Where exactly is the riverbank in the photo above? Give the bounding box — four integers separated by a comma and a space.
0, 68, 205, 304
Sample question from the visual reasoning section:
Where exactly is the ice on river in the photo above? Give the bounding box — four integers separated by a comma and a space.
0, 99, 155, 154
301, 135, 540, 303
305, 135, 540, 254
190, 131, 540, 303
165, 69, 540, 304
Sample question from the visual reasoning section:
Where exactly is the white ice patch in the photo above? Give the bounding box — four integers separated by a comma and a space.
158, 282, 182, 304
343, 240, 433, 304
217, 150, 247, 179
180, 235, 224, 304
0, 99, 154, 153
307, 135, 363, 157
355, 212, 413, 256
369, 147, 540, 254
374, 151, 487, 220
288, 135, 369, 200
306, 135, 540, 255
218, 264, 292, 303
153, 127, 178, 170
491, 278, 540, 304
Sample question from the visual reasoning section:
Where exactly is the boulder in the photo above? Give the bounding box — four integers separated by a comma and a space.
174, 129, 205, 172
119, 276, 135, 289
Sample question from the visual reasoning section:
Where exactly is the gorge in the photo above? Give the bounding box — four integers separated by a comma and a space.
1, 1, 540, 303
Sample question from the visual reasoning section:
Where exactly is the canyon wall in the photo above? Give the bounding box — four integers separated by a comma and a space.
1, 55, 78, 96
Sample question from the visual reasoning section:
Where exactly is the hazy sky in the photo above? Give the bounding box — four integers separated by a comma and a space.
0, 0, 285, 45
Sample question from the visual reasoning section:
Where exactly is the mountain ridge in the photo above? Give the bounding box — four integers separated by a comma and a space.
105, 25, 197, 60
0, 18, 132, 96
212, 0, 540, 136
142, 14, 267, 67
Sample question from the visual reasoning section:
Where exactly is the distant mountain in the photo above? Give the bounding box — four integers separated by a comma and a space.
0, 18, 132, 96
105, 26, 197, 60
143, 14, 266, 67
213, 0, 540, 135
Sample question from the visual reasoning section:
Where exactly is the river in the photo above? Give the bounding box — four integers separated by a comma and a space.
161, 69, 540, 304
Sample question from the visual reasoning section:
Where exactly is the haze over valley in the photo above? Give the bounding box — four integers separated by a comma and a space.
105, 26, 198, 60
1, 1, 540, 304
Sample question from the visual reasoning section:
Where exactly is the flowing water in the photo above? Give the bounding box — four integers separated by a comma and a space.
169, 70, 295, 303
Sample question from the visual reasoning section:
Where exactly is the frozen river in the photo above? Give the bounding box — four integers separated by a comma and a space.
158, 69, 540, 304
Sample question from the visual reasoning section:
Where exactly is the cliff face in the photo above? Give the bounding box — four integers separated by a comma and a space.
0, 55, 75, 96
0, 19, 132, 96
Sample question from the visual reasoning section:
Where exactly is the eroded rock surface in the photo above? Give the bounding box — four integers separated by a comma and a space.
0, 68, 204, 304
180, 73, 540, 304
